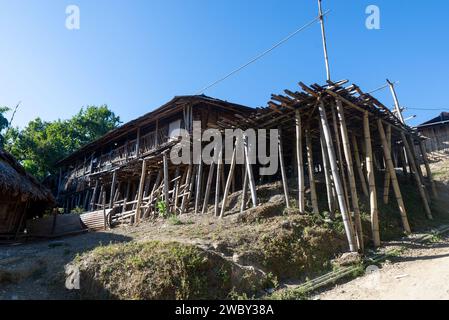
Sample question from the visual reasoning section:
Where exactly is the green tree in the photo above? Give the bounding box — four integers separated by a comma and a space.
4, 105, 121, 180
0, 107, 10, 148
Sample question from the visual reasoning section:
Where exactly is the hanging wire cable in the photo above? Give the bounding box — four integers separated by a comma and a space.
195, 10, 331, 95
367, 81, 399, 94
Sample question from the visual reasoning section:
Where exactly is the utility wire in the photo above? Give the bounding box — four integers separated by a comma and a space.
195, 10, 331, 95
367, 81, 399, 94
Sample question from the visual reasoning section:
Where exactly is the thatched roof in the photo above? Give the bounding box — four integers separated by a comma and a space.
0, 149, 55, 203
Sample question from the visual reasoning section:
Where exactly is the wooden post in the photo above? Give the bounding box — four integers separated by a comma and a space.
295, 110, 305, 212
90, 180, 99, 212
383, 125, 392, 204
220, 145, 237, 218
135, 160, 147, 223
240, 164, 249, 213
402, 132, 433, 219
194, 156, 203, 215
163, 152, 170, 215
305, 127, 319, 214
364, 112, 381, 248
173, 168, 183, 214
181, 165, 193, 215
336, 100, 364, 251
202, 162, 216, 215
319, 102, 357, 252
320, 121, 336, 215
278, 128, 290, 209
419, 140, 438, 198
378, 120, 411, 233
136, 127, 141, 157
244, 135, 258, 207
352, 135, 369, 197
109, 171, 117, 209
318, 0, 331, 81
147, 170, 162, 218
214, 150, 223, 216
102, 191, 107, 230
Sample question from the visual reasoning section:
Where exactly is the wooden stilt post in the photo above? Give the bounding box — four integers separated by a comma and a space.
90, 180, 99, 212
364, 112, 381, 248
383, 125, 392, 204
278, 128, 290, 209
102, 191, 107, 230
135, 160, 147, 223
214, 150, 223, 217
419, 140, 438, 198
146, 170, 162, 218
194, 158, 203, 215
202, 162, 216, 215
173, 168, 183, 214
181, 165, 193, 215
319, 102, 357, 252
336, 100, 364, 251
295, 110, 305, 212
244, 135, 258, 207
163, 152, 170, 215
241, 164, 249, 213
305, 127, 319, 214
320, 121, 336, 216
220, 145, 237, 218
352, 135, 369, 197
378, 120, 411, 233
109, 170, 117, 209
402, 132, 433, 219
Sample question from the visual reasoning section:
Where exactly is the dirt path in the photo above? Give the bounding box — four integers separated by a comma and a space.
319, 236, 449, 300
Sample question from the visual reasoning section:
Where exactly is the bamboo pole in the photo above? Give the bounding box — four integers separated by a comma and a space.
402, 132, 433, 220
383, 125, 392, 204
278, 128, 290, 209
102, 191, 107, 230
332, 104, 350, 209
320, 121, 336, 216
194, 158, 203, 215
319, 102, 357, 252
241, 164, 249, 213
336, 100, 364, 251
220, 145, 237, 218
351, 135, 369, 197
419, 140, 438, 198
244, 135, 258, 207
305, 127, 319, 214
163, 152, 170, 215
135, 160, 147, 223
214, 150, 223, 217
202, 162, 216, 215
364, 112, 381, 248
378, 120, 411, 233
181, 165, 193, 215
90, 180, 99, 211
295, 110, 305, 212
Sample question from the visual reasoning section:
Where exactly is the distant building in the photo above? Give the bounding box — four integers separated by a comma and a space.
0, 150, 55, 239
416, 112, 449, 153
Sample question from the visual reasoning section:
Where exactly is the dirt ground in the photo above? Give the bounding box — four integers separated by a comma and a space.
319, 234, 449, 300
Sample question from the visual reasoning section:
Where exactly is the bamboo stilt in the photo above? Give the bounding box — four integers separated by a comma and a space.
194, 159, 203, 215
320, 121, 336, 215
419, 141, 438, 198
278, 128, 290, 209
336, 100, 364, 251
305, 127, 319, 214
181, 165, 193, 215
241, 164, 249, 213
364, 112, 381, 248
378, 120, 411, 233
109, 170, 117, 209
220, 145, 237, 218
295, 110, 305, 212
402, 132, 433, 219
163, 152, 170, 215
135, 160, 147, 224
352, 135, 369, 197
202, 162, 216, 215
383, 125, 392, 204
244, 135, 258, 207
319, 102, 357, 252
214, 150, 223, 217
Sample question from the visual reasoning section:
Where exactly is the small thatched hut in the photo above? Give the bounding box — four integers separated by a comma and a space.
0, 150, 55, 238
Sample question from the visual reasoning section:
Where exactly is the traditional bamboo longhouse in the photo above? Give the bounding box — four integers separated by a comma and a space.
0, 150, 55, 239
56, 80, 438, 252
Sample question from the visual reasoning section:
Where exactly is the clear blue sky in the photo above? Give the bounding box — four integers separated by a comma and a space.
0, 0, 448, 128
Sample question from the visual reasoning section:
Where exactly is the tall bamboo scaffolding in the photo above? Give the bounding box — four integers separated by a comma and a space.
364, 112, 381, 247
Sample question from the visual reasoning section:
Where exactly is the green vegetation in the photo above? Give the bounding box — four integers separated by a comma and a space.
76, 241, 272, 300
0, 106, 10, 148
2, 105, 121, 180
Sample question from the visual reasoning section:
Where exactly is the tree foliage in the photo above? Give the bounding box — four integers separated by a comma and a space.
0, 107, 10, 147
3, 105, 121, 180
